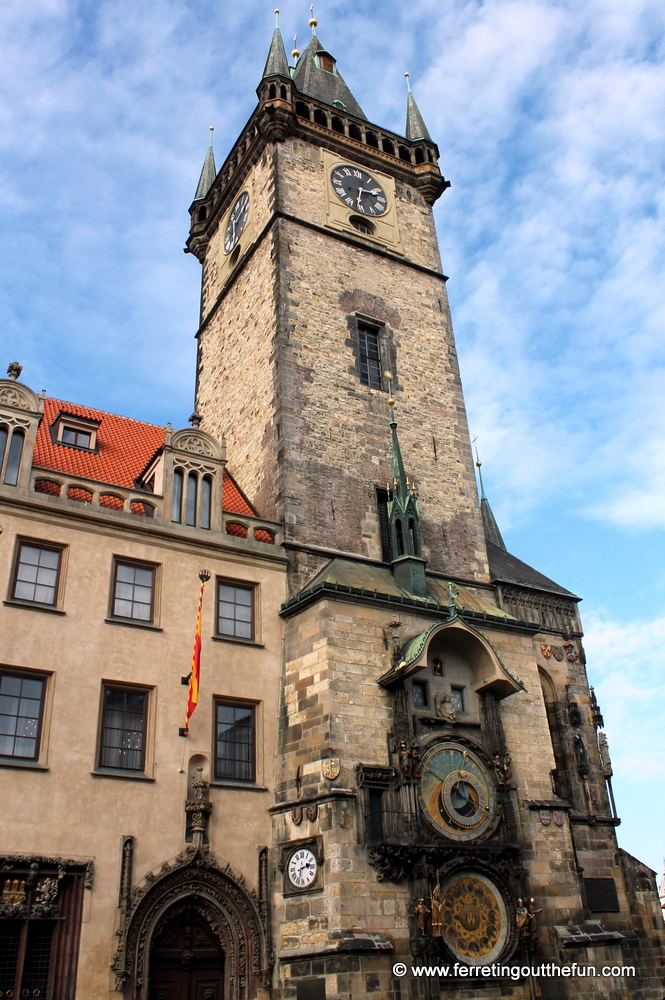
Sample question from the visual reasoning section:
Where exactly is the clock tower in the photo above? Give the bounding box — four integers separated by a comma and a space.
188, 14, 489, 595
186, 15, 665, 1000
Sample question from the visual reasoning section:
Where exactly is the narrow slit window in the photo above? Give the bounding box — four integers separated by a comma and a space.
200, 476, 212, 530
358, 323, 382, 389
3, 429, 24, 486
186, 472, 198, 526
0, 425, 8, 473
172, 469, 183, 523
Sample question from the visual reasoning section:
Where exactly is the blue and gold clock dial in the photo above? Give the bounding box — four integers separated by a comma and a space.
418, 741, 496, 842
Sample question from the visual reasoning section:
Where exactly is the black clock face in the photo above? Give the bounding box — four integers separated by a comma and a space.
418, 741, 496, 842
331, 165, 388, 217
224, 191, 249, 254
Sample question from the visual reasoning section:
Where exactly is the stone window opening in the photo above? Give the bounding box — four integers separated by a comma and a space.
408, 516, 420, 555
316, 52, 335, 73
295, 101, 311, 119
348, 122, 363, 142
382, 137, 395, 156
412, 680, 429, 708
172, 468, 212, 529
350, 215, 375, 236
268, 83, 276, 99
357, 322, 382, 389
365, 130, 378, 148
280, 84, 287, 100
331, 115, 345, 134
450, 686, 465, 713
313, 108, 328, 128
415, 146, 425, 164
395, 518, 405, 555
197, 205, 207, 222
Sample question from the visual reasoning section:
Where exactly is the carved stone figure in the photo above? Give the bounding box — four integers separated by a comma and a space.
399, 741, 411, 779
435, 691, 457, 723
430, 884, 442, 938
598, 732, 613, 778
527, 898, 543, 941
415, 897, 430, 936
574, 734, 590, 777
516, 898, 528, 939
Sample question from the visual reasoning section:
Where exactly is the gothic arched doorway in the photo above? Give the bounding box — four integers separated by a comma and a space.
149, 906, 224, 1000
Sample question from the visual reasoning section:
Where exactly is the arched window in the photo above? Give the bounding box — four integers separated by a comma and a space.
171, 469, 183, 523
365, 131, 378, 148
268, 83, 276, 99
313, 108, 328, 128
186, 473, 198, 526
395, 518, 404, 556
200, 476, 212, 530
280, 85, 287, 100
348, 123, 362, 142
197, 206, 207, 222
415, 147, 425, 164
3, 429, 24, 486
382, 138, 395, 156
398, 145, 412, 163
295, 101, 311, 119
540, 670, 570, 800
331, 116, 345, 134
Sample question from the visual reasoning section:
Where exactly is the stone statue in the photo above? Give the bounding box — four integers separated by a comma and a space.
574, 734, 590, 777
435, 691, 457, 723
516, 898, 529, 939
598, 732, 613, 778
415, 898, 430, 936
527, 898, 543, 941
430, 885, 442, 938
399, 741, 411, 779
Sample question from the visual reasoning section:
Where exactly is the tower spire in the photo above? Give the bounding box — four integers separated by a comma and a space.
385, 373, 427, 596
262, 10, 290, 79
292, 24, 366, 119
404, 72, 432, 141
473, 439, 506, 550
193, 128, 216, 201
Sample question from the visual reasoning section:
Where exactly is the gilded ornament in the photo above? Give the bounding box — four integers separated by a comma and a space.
321, 758, 341, 780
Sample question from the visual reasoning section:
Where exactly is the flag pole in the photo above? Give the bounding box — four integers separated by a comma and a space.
179, 569, 211, 737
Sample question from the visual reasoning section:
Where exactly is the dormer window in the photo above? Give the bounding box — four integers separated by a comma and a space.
62, 427, 92, 448
52, 414, 99, 451
316, 52, 335, 73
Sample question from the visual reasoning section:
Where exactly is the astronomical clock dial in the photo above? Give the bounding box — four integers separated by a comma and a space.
418, 741, 496, 842
287, 847, 317, 890
330, 165, 388, 217
223, 191, 250, 254
438, 871, 509, 966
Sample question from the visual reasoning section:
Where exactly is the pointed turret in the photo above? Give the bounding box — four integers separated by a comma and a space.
404, 73, 432, 141
385, 374, 427, 597
292, 17, 366, 119
262, 10, 290, 79
193, 128, 216, 202
475, 457, 506, 549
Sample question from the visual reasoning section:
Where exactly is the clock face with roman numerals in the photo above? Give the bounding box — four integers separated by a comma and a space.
287, 847, 318, 889
330, 165, 388, 217
224, 191, 249, 254
418, 741, 496, 842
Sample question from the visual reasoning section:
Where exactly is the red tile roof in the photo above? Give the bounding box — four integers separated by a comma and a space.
34, 396, 255, 517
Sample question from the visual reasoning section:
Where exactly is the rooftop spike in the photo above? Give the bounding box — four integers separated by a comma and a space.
473, 439, 506, 550
193, 128, 216, 202
404, 72, 432, 142
384, 372, 427, 597
262, 12, 290, 79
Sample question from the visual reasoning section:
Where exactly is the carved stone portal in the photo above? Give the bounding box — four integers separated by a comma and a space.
112, 848, 271, 999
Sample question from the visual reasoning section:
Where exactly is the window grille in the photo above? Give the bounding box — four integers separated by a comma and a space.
358, 324, 382, 389
112, 562, 155, 622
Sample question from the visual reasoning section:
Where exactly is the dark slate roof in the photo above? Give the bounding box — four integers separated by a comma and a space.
299, 557, 514, 618
193, 143, 216, 201
262, 26, 290, 79
486, 540, 578, 599
293, 33, 366, 120
405, 91, 431, 141
481, 497, 505, 549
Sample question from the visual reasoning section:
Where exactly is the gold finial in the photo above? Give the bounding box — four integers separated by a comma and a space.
274, 9, 280, 28
309, 3, 317, 29
384, 370, 395, 407
292, 34, 300, 60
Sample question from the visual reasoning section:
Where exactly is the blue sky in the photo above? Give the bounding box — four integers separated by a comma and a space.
1, 0, 664, 874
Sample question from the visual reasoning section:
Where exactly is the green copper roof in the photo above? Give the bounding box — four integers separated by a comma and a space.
193, 133, 216, 201
405, 82, 431, 141
292, 32, 366, 120
262, 24, 290, 79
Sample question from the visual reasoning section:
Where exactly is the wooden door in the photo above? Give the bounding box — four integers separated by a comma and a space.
149, 908, 224, 1000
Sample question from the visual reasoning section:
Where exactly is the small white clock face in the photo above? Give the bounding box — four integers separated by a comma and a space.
287, 847, 317, 889
224, 191, 249, 254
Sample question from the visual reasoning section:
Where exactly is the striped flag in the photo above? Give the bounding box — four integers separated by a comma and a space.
183, 571, 210, 734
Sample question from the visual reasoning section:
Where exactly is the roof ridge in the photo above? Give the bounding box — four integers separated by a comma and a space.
47, 396, 167, 432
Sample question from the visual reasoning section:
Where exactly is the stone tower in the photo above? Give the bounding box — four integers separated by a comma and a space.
189, 16, 488, 594
187, 16, 665, 1000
